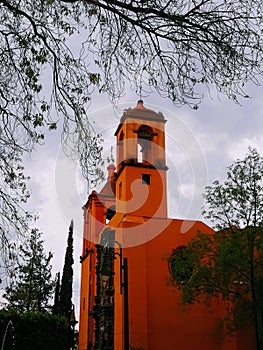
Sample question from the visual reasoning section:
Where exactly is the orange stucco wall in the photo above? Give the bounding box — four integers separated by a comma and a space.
114, 219, 226, 350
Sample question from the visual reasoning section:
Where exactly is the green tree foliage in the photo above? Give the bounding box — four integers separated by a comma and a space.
4, 229, 54, 313
1, 0, 263, 269
169, 148, 263, 349
0, 309, 68, 350
203, 148, 263, 229
58, 221, 74, 321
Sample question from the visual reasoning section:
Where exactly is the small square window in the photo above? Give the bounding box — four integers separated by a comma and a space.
142, 174, 151, 185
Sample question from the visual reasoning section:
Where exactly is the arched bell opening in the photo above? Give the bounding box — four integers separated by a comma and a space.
137, 125, 153, 164
117, 130, 124, 165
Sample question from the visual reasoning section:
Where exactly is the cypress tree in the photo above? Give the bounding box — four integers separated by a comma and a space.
58, 220, 74, 322
52, 272, 61, 315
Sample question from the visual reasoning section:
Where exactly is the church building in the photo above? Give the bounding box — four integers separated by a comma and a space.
78, 101, 255, 350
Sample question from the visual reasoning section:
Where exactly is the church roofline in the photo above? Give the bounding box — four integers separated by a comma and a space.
114, 100, 166, 136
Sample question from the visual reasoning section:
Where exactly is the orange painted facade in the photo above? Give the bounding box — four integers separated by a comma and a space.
78, 101, 256, 350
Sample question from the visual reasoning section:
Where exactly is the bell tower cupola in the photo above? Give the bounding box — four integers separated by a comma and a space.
114, 100, 168, 218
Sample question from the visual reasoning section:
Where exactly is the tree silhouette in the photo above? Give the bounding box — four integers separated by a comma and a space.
4, 229, 54, 313
58, 221, 74, 322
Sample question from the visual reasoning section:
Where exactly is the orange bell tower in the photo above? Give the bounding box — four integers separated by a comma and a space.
114, 100, 168, 218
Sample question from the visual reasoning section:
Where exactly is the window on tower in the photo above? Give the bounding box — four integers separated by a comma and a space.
118, 130, 124, 164
142, 173, 151, 185
105, 205, 116, 224
119, 181, 123, 198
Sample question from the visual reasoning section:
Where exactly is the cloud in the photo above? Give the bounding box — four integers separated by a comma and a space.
228, 136, 263, 160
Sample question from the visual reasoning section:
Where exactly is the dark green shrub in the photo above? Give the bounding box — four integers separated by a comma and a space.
0, 309, 69, 350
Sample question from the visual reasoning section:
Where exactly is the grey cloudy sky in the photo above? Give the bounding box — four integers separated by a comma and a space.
2, 80, 262, 321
